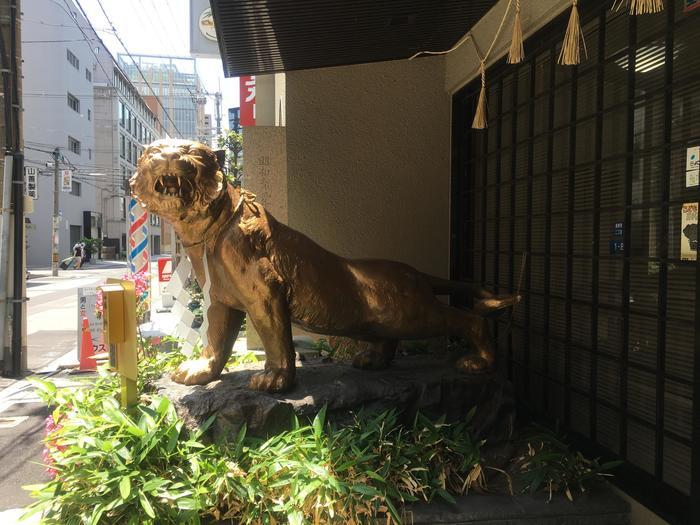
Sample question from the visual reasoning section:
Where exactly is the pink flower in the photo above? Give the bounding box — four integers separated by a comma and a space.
43, 413, 65, 479
94, 272, 151, 319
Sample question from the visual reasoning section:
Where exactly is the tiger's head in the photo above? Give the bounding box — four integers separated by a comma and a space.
130, 139, 225, 220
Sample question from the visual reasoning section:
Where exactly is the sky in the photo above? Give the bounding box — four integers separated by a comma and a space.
76, 0, 240, 133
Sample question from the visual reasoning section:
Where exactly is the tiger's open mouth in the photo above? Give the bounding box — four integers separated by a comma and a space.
152, 172, 194, 200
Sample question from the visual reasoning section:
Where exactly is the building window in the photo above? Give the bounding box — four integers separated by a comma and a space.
88, 148, 92, 160
67, 92, 80, 113
66, 49, 79, 69
451, 2, 700, 522
87, 108, 91, 121
126, 108, 131, 133
127, 140, 132, 163
119, 134, 125, 158
70, 180, 81, 196
68, 136, 80, 155
119, 101, 124, 127
120, 197, 126, 220
85, 68, 91, 82
122, 165, 131, 192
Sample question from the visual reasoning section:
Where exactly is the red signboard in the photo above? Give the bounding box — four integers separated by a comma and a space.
685, 0, 700, 13
240, 75, 256, 126
157, 257, 172, 283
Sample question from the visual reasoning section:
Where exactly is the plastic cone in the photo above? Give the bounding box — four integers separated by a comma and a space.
79, 317, 96, 371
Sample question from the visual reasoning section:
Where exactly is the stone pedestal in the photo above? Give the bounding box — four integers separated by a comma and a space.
156, 355, 515, 443
160, 356, 630, 525
407, 486, 629, 525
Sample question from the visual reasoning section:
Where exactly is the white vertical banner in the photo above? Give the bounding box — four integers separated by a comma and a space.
61, 169, 72, 192
24, 166, 38, 199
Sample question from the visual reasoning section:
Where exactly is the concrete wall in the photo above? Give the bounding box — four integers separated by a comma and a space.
284, 56, 451, 278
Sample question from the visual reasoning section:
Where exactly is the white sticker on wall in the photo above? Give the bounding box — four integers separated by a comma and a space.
686, 146, 700, 188
681, 202, 698, 261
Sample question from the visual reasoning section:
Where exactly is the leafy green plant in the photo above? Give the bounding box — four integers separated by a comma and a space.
312, 337, 333, 357
514, 427, 621, 501
225, 351, 258, 369
26, 364, 486, 525
216, 128, 243, 183
211, 407, 484, 524
25, 380, 240, 525
24, 336, 619, 523
79, 237, 102, 256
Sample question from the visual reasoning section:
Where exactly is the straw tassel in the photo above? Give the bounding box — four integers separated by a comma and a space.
472, 61, 488, 130
612, 0, 664, 14
507, 0, 524, 64
558, 0, 587, 65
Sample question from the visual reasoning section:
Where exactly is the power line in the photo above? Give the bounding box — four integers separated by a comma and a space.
93, 0, 184, 138
162, 0, 182, 38
22, 17, 115, 32
22, 38, 97, 43
23, 92, 202, 99
140, 0, 179, 56
60, 0, 171, 139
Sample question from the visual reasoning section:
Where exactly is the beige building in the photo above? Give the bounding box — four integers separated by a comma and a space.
210, 1, 700, 523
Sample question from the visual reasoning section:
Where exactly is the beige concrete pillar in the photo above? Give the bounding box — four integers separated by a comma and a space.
241, 126, 287, 350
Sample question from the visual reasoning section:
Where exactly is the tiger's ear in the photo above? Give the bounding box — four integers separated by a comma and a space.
194, 158, 225, 207
214, 149, 226, 171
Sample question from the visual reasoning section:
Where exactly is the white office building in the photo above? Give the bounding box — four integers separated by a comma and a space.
22, 0, 100, 268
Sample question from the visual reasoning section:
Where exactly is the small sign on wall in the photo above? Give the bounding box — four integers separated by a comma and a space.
686, 145, 699, 187
681, 202, 698, 261
77, 286, 105, 359
609, 221, 624, 255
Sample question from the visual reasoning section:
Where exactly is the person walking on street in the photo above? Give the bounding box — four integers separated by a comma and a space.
73, 242, 83, 270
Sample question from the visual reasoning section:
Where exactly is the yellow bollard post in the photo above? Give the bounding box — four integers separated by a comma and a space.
100, 279, 139, 409
119, 279, 138, 408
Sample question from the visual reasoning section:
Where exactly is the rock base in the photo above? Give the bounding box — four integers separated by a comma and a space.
156, 354, 514, 443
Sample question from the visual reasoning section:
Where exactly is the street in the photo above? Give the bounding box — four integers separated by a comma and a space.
0, 260, 128, 517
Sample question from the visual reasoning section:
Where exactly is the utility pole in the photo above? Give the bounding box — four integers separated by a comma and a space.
215, 91, 222, 137
0, 0, 25, 376
51, 147, 60, 276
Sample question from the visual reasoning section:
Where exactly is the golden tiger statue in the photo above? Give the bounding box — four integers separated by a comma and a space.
131, 140, 519, 393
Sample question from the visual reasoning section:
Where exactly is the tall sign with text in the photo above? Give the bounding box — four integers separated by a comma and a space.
240, 75, 256, 126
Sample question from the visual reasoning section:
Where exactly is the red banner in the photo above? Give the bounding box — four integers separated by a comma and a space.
240, 75, 256, 126
157, 257, 172, 283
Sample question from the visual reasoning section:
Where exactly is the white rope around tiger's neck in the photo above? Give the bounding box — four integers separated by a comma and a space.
199, 249, 213, 349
